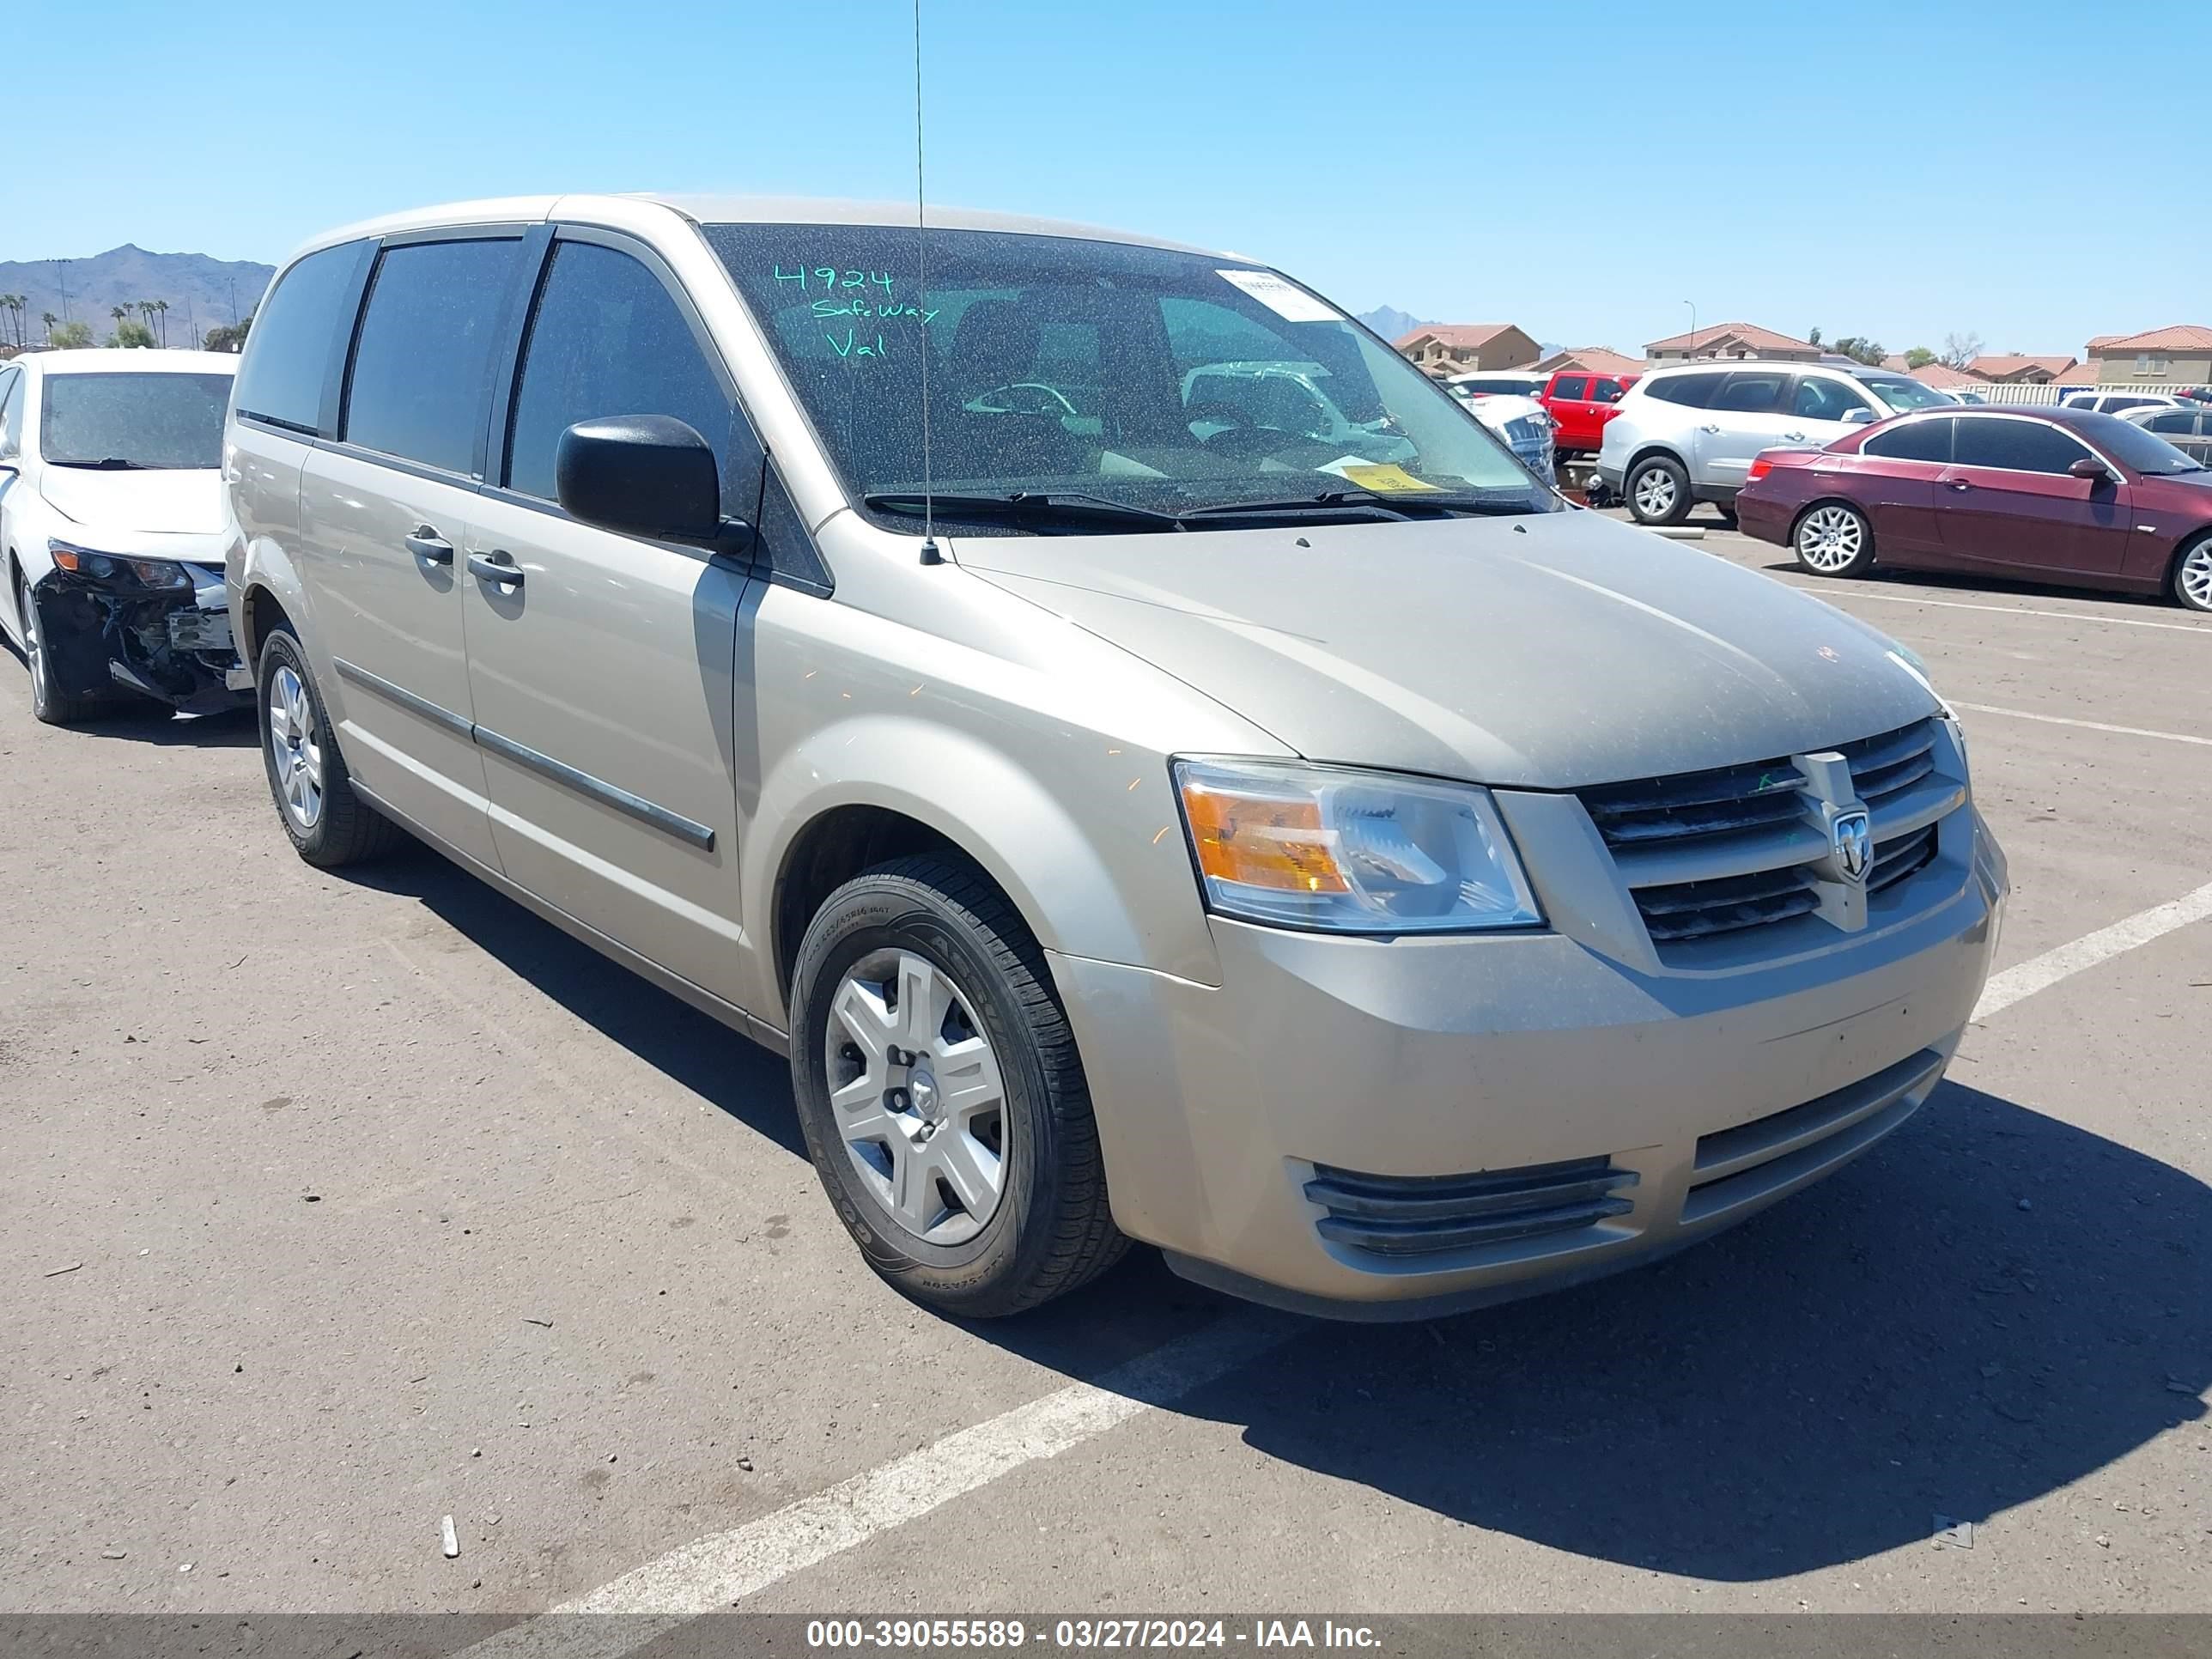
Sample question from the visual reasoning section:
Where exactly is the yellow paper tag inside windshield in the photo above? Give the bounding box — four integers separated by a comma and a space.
1337, 464, 1440, 493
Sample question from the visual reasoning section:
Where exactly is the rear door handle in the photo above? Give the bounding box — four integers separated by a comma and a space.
467, 551, 524, 587
1782, 430, 1807, 441
405, 527, 454, 565
1697, 423, 1721, 434
1946, 478, 1973, 492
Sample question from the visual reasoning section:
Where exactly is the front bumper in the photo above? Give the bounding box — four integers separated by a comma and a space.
1054, 804, 2005, 1320
32, 568, 250, 714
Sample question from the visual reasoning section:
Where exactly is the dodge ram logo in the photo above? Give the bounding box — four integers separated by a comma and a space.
1831, 807, 1873, 884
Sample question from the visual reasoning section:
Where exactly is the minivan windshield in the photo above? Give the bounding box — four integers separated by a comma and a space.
1858, 375, 1954, 413
704, 224, 1552, 526
40, 372, 234, 470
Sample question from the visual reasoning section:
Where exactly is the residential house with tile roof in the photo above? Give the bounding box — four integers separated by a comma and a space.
1393, 324, 1540, 378
1643, 322, 1819, 362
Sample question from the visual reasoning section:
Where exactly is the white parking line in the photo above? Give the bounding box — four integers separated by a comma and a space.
460, 1313, 1297, 1656
1975, 880, 2212, 1021
1951, 702, 2212, 748
461, 878, 2212, 1657
1808, 587, 2212, 635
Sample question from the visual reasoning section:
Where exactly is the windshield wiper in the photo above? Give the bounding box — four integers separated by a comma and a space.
49, 457, 153, 471
1176, 490, 1414, 522
862, 491, 1187, 531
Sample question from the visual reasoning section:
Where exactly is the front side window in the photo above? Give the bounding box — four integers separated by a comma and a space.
233, 241, 367, 431
343, 238, 521, 474
1952, 417, 2093, 475
1790, 376, 1875, 422
1711, 371, 1787, 414
1863, 416, 1954, 464
40, 373, 234, 469
702, 223, 1546, 526
2145, 410, 2195, 434
1591, 378, 1624, 404
505, 240, 743, 504
1856, 375, 1953, 413
1550, 374, 1589, 401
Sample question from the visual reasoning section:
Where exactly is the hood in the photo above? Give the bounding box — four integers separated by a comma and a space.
39, 466, 231, 538
959, 509, 1938, 789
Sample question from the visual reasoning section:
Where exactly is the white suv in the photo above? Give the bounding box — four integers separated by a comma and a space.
1598, 361, 1957, 526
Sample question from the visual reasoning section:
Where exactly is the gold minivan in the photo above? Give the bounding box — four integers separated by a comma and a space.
227, 194, 2005, 1319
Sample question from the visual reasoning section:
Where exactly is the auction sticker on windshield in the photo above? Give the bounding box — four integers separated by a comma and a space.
1216, 268, 1340, 323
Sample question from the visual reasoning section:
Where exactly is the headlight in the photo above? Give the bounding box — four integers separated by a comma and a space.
48, 539, 195, 591
1173, 757, 1543, 934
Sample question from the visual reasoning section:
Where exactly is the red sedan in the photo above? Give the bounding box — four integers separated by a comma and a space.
1734, 404, 2212, 612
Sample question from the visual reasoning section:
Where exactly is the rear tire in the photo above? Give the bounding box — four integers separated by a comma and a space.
16, 576, 112, 726
789, 854, 1127, 1317
1792, 501, 1876, 578
1626, 455, 1692, 526
257, 623, 399, 866
2171, 532, 2212, 613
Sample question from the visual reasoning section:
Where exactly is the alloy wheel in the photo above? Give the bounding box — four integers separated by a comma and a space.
1796, 506, 1865, 572
268, 663, 325, 830
18, 584, 46, 705
823, 948, 1008, 1246
1632, 467, 1678, 520
2179, 542, 2212, 611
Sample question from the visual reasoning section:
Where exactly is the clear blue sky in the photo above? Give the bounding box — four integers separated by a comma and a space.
10, 0, 2207, 357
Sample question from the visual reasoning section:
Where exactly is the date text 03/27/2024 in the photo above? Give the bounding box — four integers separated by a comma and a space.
804, 1619, 1382, 1650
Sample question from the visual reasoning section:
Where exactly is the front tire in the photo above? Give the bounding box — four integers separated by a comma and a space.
257, 623, 398, 866
1793, 502, 1875, 578
1626, 455, 1692, 526
789, 854, 1127, 1317
16, 577, 112, 726
2172, 533, 2212, 613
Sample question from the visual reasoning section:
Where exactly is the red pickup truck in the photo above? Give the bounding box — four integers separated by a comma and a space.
1540, 368, 1639, 455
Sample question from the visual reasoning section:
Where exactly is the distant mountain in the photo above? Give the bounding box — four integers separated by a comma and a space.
0, 245, 276, 348
1357, 305, 1430, 342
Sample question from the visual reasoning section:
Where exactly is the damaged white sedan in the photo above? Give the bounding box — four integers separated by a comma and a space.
0, 349, 249, 724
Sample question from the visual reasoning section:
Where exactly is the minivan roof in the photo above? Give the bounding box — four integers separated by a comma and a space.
281, 192, 1222, 269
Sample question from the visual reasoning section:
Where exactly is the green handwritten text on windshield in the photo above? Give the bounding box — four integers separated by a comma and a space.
774, 265, 936, 361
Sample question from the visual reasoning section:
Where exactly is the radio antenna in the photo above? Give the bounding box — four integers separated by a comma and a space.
912, 0, 942, 565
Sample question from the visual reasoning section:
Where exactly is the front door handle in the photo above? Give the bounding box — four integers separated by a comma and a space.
467, 551, 524, 587
404, 527, 454, 565
1782, 430, 1807, 441
1946, 478, 1974, 493
1697, 422, 1721, 434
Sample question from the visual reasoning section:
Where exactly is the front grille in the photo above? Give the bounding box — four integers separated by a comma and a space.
1576, 718, 1955, 950
1631, 825, 1936, 943
1305, 1156, 1637, 1258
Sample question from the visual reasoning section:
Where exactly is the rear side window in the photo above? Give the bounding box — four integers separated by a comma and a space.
1591, 377, 1624, 403
1953, 416, 2091, 475
2145, 409, 2196, 434
344, 238, 522, 474
1863, 417, 1954, 463
0, 367, 22, 456
1711, 371, 1787, 414
504, 240, 747, 504
1646, 371, 1725, 407
1550, 374, 1589, 401
233, 241, 367, 432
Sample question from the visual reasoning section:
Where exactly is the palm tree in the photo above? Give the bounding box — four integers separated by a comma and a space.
153, 299, 170, 346
0, 294, 22, 348
137, 301, 159, 341
109, 306, 129, 345
40, 312, 58, 345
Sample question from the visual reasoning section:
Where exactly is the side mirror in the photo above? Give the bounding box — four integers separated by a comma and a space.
1843, 407, 1875, 425
2068, 456, 2113, 483
555, 416, 752, 554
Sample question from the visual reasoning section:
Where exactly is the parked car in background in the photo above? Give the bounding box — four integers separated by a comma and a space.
1458, 391, 1555, 477
1735, 404, 2212, 611
1540, 367, 1639, 456
224, 192, 2002, 1322
2061, 391, 2188, 416
1182, 360, 1416, 466
0, 349, 248, 724
1599, 360, 1960, 526
2121, 403, 2212, 464
1444, 370, 1547, 400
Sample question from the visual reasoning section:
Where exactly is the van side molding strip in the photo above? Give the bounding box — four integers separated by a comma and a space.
331, 656, 716, 851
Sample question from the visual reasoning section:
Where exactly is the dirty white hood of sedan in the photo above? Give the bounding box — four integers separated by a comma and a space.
957, 507, 1938, 789
39, 466, 231, 538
